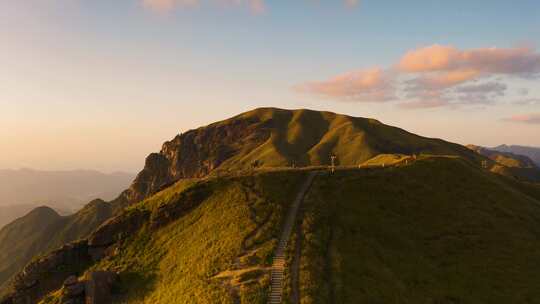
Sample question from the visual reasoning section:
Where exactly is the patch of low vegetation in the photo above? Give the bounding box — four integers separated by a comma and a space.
360, 153, 410, 167
298, 157, 540, 303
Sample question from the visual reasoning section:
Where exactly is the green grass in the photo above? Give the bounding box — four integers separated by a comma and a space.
298, 157, 540, 303
79, 170, 307, 304
205, 108, 484, 170
0, 200, 112, 295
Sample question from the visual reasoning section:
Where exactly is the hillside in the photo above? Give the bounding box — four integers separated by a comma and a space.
0, 205, 69, 233
4, 157, 540, 303
294, 157, 540, 303
492, 145, 540, 167
0, 107, 490, 299
0, 200, 112, 296
467, 145, 540, 182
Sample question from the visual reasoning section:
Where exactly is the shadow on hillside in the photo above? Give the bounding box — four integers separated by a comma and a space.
112, 271, 158, 303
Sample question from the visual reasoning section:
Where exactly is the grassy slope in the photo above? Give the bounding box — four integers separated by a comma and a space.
213, 108, 483, 170
0, 206, 61, 290
40, 170, 307, 304
467, 145, 540, 182
0, 201, 112, 294
298, 157, 540, 304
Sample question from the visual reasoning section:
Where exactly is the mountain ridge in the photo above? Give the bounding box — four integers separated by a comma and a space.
492, 144, 540, 166
467, 144, 540, 182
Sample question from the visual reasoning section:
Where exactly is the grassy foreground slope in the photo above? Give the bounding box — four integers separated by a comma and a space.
39, 170, 307, 304
297, 157, 540, 304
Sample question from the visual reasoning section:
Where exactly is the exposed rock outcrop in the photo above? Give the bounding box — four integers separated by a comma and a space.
114, 115, 270, 210
2, 241, 91, 304
84, 271, 118, 304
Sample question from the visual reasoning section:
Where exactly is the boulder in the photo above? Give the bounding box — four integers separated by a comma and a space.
65, 282, 85, 298
63, 276, 78, 287
84, 271, 118, 304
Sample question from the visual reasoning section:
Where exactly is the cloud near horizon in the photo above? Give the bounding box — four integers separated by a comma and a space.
142, 0, 356, 13
503, 113, 540, 124
142, 0, 266, 13
298, 44, 540, 109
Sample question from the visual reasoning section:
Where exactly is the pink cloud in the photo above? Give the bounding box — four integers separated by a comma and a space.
298, 44, 540, 108
399, 44, 540, 76
397, 45, 540, 107
344, 0, 360, 8
503, 113, 540, 124
295, 68, 395, 102
405, 68, 480, 91
143, 0, 198, 12
143, 0, 266, 14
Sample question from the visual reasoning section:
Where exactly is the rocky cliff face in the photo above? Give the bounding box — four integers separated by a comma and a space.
113, 114, 270, 209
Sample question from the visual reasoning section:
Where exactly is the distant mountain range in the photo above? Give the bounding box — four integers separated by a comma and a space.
491, 145, 540, 167
0, 169, 134, 232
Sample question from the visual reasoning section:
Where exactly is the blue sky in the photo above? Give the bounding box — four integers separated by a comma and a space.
1, 0, 539, 172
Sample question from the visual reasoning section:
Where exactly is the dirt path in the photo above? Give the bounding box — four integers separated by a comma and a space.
268, 171, 317, 304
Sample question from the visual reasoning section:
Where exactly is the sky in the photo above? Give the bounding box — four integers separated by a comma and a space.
1, 0, 539, 173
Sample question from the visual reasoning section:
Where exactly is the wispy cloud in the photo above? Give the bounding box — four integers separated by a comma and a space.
142, 0, 356, 14
398, 44, 540, 75
344, 0, 360, 8
142, 0, 266, 14
297, 44, 540, 108
503, 113, 540, 124
513, 98, 540, 106
295, 68, 395, 102
143, 0, 198, 12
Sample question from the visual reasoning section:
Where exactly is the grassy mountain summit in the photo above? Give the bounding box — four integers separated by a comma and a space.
117, 107, 483, 208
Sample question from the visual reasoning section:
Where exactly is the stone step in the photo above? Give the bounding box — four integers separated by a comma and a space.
267, 172, 316, 304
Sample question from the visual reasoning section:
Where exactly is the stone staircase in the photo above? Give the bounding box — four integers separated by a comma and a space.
268, 172, 317, 304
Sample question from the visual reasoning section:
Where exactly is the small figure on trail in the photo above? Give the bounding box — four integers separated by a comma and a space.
330, 155, 337, 173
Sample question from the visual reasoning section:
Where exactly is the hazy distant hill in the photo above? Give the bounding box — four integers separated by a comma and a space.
0, 200, 112, 297
0, 169, 133, 232
0, 169, 134, 210
492, 145, 540, 167
0, 204, 70, 233
467, 145, 540, 182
